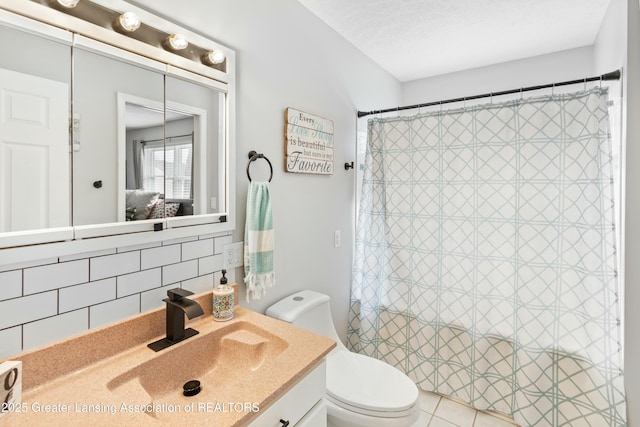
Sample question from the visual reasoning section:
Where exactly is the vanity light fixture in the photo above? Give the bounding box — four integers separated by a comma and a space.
56, 0, 80, 8
166, 33, 188, 51
117, 11, 141, 32
203, 49, 225, 65
37, 0, 227, 73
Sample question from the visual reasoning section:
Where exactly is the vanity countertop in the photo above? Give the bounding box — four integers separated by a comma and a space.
0, 292, 335, 426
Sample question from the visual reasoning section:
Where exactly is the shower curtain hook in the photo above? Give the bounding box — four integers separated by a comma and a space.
520, 87, 523, 100
552, 82, 555, 96
584, 77, 587, 92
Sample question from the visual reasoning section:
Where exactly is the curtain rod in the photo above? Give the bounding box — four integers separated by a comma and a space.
140, 132, 194, 144
357, 69, 621, 118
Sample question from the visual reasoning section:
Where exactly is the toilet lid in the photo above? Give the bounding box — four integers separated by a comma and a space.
326, 351, 418, 414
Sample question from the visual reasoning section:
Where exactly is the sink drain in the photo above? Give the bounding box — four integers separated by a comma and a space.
183, 380, 201, 396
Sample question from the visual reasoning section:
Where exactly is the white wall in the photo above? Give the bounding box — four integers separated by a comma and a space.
402, 45, 594, 106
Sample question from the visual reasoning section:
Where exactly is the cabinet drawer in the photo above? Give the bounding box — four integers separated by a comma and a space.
249, 361, 326, 427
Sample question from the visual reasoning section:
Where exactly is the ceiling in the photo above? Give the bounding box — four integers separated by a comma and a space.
125, 103, 191, 130
297, 0, 613, 82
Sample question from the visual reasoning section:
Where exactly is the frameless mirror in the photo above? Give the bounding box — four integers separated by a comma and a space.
72, 41, 165, 227
0, 20, 72, 233
164, 74, 225, 222
0, 3, 234, 253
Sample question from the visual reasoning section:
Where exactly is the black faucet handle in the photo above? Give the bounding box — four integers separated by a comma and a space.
167, 288, 194, 301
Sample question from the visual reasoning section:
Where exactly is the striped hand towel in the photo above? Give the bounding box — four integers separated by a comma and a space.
244, 181, 274, 301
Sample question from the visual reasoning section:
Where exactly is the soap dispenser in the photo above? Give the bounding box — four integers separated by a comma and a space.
213, 269, 234, 321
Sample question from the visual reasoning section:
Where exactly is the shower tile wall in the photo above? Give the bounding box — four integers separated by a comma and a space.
0, 232, 234, 359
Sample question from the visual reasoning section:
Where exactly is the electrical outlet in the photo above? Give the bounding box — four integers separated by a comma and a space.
334, 230, 341, 248
223, 242, 244, 268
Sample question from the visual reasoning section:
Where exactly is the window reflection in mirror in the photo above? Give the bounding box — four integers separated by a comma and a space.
124, 103, 196, 221
0, 22, 71, 233
165, 75, 225, 219
72, 45, 165, 226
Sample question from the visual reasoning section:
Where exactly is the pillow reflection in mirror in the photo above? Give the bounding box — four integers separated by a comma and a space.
125, 189, 159, 220
148, 200, 181, 219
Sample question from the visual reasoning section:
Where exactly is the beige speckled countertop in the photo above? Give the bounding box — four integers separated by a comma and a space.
0, 291, 335, 426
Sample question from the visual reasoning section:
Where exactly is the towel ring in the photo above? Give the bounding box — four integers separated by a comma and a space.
247, 151, 273, 182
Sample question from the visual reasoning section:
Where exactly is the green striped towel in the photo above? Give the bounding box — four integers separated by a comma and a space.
244, 181, 274, 301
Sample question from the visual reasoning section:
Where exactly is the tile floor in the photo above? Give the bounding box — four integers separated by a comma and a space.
411, 391, 520, 427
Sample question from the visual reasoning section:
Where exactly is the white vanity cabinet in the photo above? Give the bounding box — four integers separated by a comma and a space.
249, 361, 327, 427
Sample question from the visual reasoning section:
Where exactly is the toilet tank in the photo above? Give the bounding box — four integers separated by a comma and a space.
266, 290, 346, 350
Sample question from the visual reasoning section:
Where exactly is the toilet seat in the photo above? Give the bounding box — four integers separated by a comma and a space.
326, 350, 419, 418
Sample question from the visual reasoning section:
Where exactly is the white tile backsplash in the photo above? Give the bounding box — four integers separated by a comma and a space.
162, 259, 198, 286
140, 244, 181, 270
23, 309, 88, 351
215, 268, 237, 285
59, 278, 116, 313
214, 235, 232, 254
182, 238, 214, 261
198, 254, 223, 275
0, 232, 234, 358
90, 251, 140, 281
181, 273, 214, 295
23, 260, 88, 295
0, 327, 22, 359
0, 270, 22, 301
0, 291, 57, 330
140, 285, 171, 313
117, 268, 161, 297
90, 295, 140, 329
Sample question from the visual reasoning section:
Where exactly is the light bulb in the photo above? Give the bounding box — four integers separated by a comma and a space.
205, 49, 225, 65
56, 0, 80, 7
167, 34, 188, 51
118, 12, 141, 32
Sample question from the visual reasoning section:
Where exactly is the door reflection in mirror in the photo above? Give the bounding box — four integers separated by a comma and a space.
0, 23, 71, 233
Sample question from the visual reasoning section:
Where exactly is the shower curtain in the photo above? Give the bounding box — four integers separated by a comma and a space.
349, 87, 625, 426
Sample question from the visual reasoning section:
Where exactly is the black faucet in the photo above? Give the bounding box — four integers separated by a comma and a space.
148, 288, 205, 352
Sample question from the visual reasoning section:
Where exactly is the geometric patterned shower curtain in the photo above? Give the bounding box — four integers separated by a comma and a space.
348, 88, 626, 426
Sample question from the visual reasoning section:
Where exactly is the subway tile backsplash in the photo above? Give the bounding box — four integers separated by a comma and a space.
23, 259, 89, 295
0, 232, 234, 359
0, 270, 22, 301
90, 251, 140, 281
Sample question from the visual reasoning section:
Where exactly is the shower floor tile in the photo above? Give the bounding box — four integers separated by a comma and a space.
410, 391, 520, 427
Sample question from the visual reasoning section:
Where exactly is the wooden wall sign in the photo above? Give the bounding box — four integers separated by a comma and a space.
285, 108, 334, 175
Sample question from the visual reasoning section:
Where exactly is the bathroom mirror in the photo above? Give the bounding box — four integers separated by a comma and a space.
72, 39, 166, 227
0, 16, 72, 235
0, 2, 235, 253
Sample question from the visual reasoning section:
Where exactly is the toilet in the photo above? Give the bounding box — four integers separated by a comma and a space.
266, 290, 420, 427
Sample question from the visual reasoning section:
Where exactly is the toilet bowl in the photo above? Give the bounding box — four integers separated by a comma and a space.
266, 290, 420, 427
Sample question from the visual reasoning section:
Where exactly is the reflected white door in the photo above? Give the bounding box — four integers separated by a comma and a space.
0, 68, 69, 232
